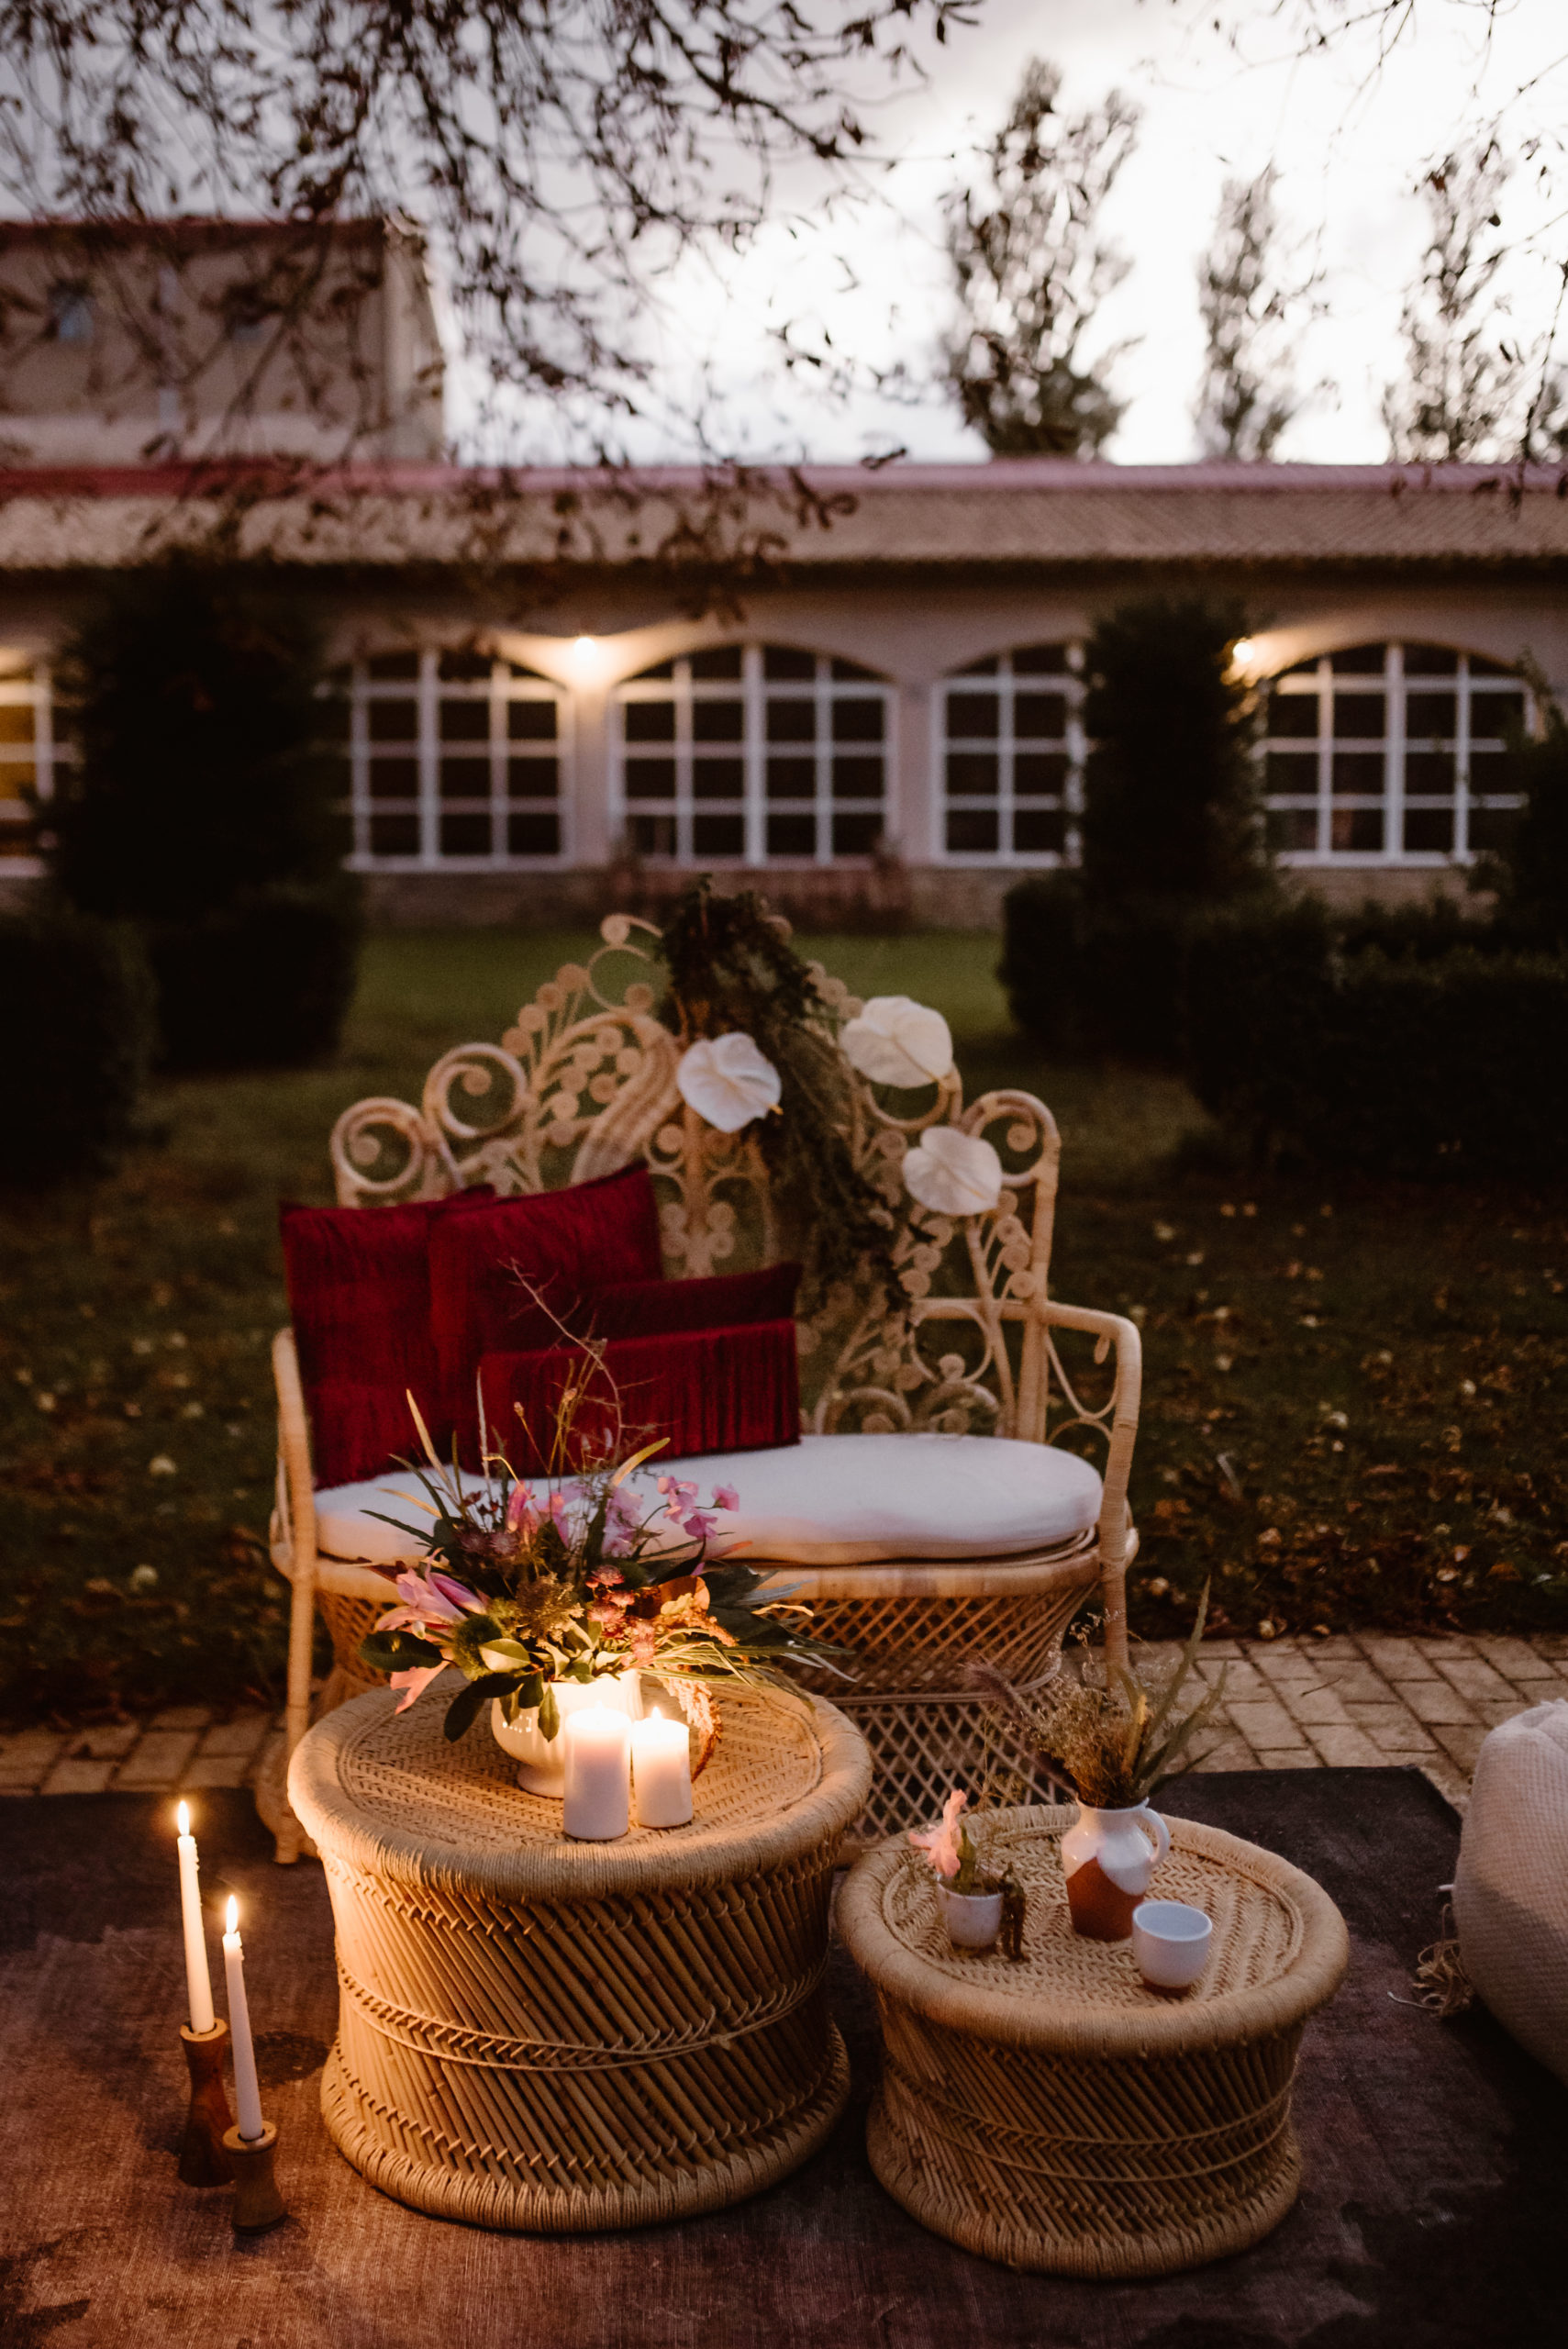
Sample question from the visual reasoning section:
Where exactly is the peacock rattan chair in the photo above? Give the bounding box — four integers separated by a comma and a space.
263, 915, 1140, 1861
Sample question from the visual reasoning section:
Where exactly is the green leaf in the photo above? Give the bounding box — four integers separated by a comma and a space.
358, 1628, 442, 1676
537, 1680, 560, 1742
441, 1671, 517, 1743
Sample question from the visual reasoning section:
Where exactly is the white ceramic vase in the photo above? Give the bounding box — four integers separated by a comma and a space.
491, 1670, 643, 1796
1061, 1801, 1171, 1942
937, 1884, 1004, 1952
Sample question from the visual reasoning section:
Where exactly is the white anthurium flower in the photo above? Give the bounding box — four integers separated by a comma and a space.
840, 996, 954, 1088
675, 1031, 783, 1134
903, 1125, 1005, 1218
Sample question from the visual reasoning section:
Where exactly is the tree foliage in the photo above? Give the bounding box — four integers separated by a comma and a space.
1195, 167, 1318, 462
943, 57, 1139, 459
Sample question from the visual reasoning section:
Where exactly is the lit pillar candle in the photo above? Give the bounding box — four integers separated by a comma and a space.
562, 1706, 631, 1841
175, 1800, 216, 2034
631, 1713, 693, 1830
221, 1897, 266, 2142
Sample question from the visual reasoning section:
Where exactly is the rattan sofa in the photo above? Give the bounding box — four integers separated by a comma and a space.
263, 917, 1140, 1860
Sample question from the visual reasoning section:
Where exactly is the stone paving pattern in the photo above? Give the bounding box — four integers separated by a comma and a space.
4, 1632, 1566, 1809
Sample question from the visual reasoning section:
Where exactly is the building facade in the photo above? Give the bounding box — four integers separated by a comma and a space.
2, 459, 1565, 923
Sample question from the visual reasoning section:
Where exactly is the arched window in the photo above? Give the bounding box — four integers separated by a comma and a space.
614, 644, 892, 864
0, 660, 73, 869
937, 642, 1083, 863
1261, 643, 1529, 863
341, 648, 567, 868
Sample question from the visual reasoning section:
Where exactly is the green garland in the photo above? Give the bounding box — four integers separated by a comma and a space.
657, 879, 903, 1313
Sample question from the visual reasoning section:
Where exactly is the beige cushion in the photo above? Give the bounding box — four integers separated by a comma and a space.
314, 1432, 1102, 1570
1454, 1698, 1568, 2087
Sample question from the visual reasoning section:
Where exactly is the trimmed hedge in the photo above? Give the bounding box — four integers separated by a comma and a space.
149, 881, 363, 1071
1000, 876, 1266, 1063
0, 911, 155, 1184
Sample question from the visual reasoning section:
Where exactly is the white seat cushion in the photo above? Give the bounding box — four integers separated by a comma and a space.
312, 1434, 1102, 1570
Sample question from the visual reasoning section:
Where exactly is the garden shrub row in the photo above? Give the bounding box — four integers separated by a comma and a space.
1, 911, 156, 1184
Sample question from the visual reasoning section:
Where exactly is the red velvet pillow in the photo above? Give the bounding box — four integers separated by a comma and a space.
428, 1162, 664, 1427
280, 1188, 495, 1488
476, 1321, 801, 1476
582, 1263, 801, 1341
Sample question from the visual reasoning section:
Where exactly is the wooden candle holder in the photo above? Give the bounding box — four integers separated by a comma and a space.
178, 2021, 234, 2188
222, 2120, 287, 2232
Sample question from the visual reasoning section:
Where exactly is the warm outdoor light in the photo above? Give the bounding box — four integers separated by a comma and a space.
1232, 637, 1257, 667
569, 634, 600, 679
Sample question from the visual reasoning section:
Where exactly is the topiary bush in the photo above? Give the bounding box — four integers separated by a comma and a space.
148, 879, 363, 1071
0, 910, 155, 1184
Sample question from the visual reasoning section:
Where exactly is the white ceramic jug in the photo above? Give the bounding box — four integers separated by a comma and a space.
1061, 1801, 1171, 1941
491, 1670, 643, 1796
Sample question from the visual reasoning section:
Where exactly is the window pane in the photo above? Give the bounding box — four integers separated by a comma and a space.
628, 813, 676, 855
1015, 751, 1070, 796
692, 699, 744, 742
1332, 751, 1385, 796
832, 756, 883, 798
440, 812, 491, 855
831, 697, 884, 743
626, 758, 676, 800
1015, 692, 1068, 740
507, 701, 556, 740
1469, 806, 1519, 852
370, 757, 417, 799
317, 695, 350, 744
506, 662, 547, 683
693, 758, 744, 800
1329, 807, 1385, 851
367, 651, 419, 682
1013, 807, 1065, 853
831, 656, 880, 681
1012, 644, 1071, 675
1265, 694, 1318, 740
507, 812, 560, 856
766, 698, 815, 743
766, 757, 815, 799
439, 698, 489, 743
438, 650, 492, 683
690, 646, 742, 680
947, 692, 999, 738
946, 808, 999, 853
1404, 644, 1459, 676
1267, 807, 1319, 853
956, 654, 999, 676
1333, 693, 1385, 739
1471, 691, 1526, 740
439, 757, 488, 799
693, 813, 745, 856
832, 812, 883, 855
507, 757, 558, 798
946, 751, 998, 796
0, 760, 36, 794
370, 812, 419, 855
1404, 807, 1453, 852
767, 812, 817, 856
762, 646, 815, 681
1266, 751, 1318, 793
369, 699, 417, 742
1405, 751, 1455, 796
625, 701, 675, 743
1468, 749, 1508, 795
1468, 652, 1511, 677
0, 705, 36, 746
1406, 691, 1456, 740
1330, 643, 1386, 674
629, 658, 674, 682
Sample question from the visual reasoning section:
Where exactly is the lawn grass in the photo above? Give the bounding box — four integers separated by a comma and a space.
4, 924, 1565, 1729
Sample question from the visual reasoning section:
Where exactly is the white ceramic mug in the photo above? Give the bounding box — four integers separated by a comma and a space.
1131, 1898, 1213, 1993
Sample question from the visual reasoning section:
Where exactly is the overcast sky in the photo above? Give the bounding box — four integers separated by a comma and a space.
544, 0, 1568, 468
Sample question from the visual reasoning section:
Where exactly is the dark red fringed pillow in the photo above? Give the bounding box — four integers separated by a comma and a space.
280, 1187, 495, 1488
476, 1320, 801, 1476
581, 1262, 801, 1341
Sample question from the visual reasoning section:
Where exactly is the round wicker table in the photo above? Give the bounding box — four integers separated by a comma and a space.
839, 1804, 1349, 2278
288, 1678, 872, 2233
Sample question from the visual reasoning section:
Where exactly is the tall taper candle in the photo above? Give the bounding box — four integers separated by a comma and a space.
175, 1800, 216, 2034
221, 1897, 265, 2142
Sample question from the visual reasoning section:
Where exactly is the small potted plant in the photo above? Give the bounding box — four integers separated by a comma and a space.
969, 1586, 1226, 1943
909, 1789, 1022, 1954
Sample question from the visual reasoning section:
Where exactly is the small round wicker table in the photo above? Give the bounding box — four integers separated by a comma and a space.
839, 1804, 1349, 2278
288, 1678, 872, 2233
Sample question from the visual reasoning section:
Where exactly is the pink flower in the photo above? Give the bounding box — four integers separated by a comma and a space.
428, 1571, 484, 1614
388, 1568, 476, 1627
628, 1620, 659, 1668
908, 1788, 968, 1882
390, 1663, 446, 1714
506, 1483, 539, 1536
712, 1484, 740, 1513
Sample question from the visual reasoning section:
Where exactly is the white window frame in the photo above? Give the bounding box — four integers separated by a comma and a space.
342, 649, 569, 871
1262, 643, 1529, 866
612, 644, 895, 866
0, 662, 72, 875
933, 642, 1085, 866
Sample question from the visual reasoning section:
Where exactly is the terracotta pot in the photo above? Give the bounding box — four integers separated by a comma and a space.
491, 1670, 643, 1796
1061, 1801, 1171, 1942
937, 1884, 1004, 1952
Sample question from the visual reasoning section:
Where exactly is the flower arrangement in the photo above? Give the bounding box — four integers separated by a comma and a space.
967, 1586, 1227, 1809
359, 1393, 844, 1753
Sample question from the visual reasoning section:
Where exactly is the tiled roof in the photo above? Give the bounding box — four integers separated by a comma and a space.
1, 460, 1566, 570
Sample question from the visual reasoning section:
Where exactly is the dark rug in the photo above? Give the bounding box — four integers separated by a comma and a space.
1, 1769, 1561, 2349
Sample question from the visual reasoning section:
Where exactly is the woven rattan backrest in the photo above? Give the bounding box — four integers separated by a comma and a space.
328, 915, 1092, 1448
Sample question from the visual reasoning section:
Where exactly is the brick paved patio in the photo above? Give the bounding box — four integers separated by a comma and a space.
5, 1632, 1565, 1813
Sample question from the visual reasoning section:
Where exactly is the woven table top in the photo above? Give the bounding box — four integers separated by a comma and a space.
840, 1805, 1349, 2057
290, 1675, 872, 1901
